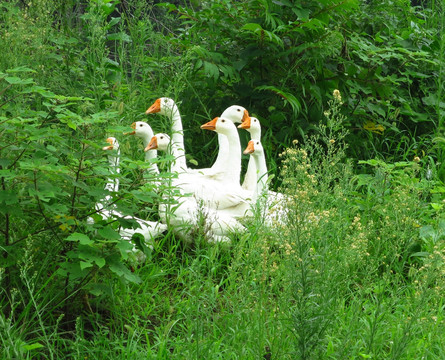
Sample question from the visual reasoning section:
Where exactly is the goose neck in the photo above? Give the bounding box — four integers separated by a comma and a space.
249, 128, 261, 141
221, 126, 241, 183
169, 107, 187, 170
253, 149, 268, 198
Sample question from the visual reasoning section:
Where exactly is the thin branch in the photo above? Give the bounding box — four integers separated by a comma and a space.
32, 171, 64, 247
0, 84, 13, 97
0, 165, 9, 246
0, 93, 23, 109
70, 142, 87, 218
8, 147, 28, 169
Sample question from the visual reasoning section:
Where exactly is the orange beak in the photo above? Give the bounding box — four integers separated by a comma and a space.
145, 98, 161, 115
201, 117, 218, 131
123, 122, 136, 135
238, 117, 251, 130
241, 109, 250, 123
103, 138, 114, 151
144, 136, 158, 152
243, 140, 255, 155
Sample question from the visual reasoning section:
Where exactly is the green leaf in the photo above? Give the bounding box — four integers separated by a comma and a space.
132, 190, 157, 203
108, 17, 121, 27
80, 261, 93, 270
203, 61, 219, 81
66, 233, 92, 244
22, 342, 44, 351
5, 77, 34, 85
419, 225, 435, 240
292, 7, 310, 20
410, 252, 429, 258
108, 255, 141, 283
88, 283, 112, 296
431, 203, 443, 211
107, 32, 131, 42
242, 23, 263, 32
256, 85, 301, 115
28, 188, 55, 202
94, 257, 106, 268
0, 190, 19, 205
67, 120, 77, 130
116, 240, 133, 259
98, 226, 121, 241
6, 66, 35, 74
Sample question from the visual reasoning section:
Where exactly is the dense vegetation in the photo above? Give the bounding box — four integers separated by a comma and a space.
1, 0, 445, 358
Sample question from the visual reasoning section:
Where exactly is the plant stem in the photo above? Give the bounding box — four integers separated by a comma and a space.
1, 165, 11, 311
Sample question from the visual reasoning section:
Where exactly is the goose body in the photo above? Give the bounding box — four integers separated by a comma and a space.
197, 117, 253, 216
243, 139, 288, 227
238, 116, 288, 207
145, 98, 250, 177
88, 137, 167, 260
243, 139, 268, 201
145, 119, 252, 212
238, 116, 262, 192
125, 121, 159, 175
146, 133, 245, 243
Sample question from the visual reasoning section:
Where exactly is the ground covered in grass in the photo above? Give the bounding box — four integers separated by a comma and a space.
1, 0, 445, 359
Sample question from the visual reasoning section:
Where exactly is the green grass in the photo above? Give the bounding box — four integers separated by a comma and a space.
1, 0, 445, 359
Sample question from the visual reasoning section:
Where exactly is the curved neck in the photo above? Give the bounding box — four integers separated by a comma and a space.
242, 156, 257, 191
141, 134, 159, 174
168, 105, 188, 170
219, 124, 241, 184
105, 150, 120, 193
210, 133, 229, 171
242, 127, 262, 190
249, 127, 261, 141
165, 141, 186, 174
253, 149, 268, 200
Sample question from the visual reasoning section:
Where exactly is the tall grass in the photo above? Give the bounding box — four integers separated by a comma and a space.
1, 1, 445, 359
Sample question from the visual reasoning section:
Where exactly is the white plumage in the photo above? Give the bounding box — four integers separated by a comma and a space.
88, 137, 167, 261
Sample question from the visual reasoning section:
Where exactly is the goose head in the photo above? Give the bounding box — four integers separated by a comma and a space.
201, 116, 238, 136
238, 116, 260, 132
243, 139, 263, 156
220, 105, 250, 124
238, 116, 261, 140
145, 97, 178, 116
103, 137, 119, 151
144, 133, 171, 152
125, 121, 155, 140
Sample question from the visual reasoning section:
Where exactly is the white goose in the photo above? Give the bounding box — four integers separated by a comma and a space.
243, 139, 268, 201
146, 133, 245, 243
200, 116, 244, 185
140, 116, 252, 212
125, 121, 159, 175
238, 116, 261, 192
181, 116, 253, 214
145, 98, 189, 172
220, 105, 250, 124
243, 139, 288, 227
145, 98, 250, 176
238, 116, 287, 198
88, 137, 167, 259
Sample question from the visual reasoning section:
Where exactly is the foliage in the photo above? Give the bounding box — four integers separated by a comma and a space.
155, 0, 442, 169
1, 0, 445, 359
0, 63, 164, 314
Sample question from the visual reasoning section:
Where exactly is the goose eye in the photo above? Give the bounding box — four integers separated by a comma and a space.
139, 124, 143, 127
160, 136, 164, 139
237, 109, 241, 112
254, 119, 257, 122
221, 119, 225, 123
